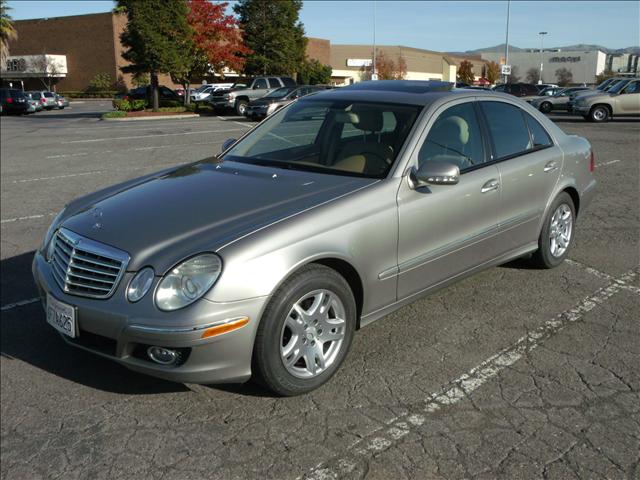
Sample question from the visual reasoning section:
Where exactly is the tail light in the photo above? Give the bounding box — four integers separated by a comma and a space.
6, 97, 13, 103
40, 98, 46, 104
589, 150, 595, 172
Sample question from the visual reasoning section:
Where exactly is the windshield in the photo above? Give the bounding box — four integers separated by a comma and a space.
596, 78, 615, 90
607, 80, 629, 94
265, 87, 296, 99
223, 99, 423, 179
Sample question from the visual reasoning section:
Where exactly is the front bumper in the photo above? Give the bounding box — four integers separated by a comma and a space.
210, 98, 234, 109
245, 105, 268, 119
573, 105, 590, 115
32, 251, 269, 384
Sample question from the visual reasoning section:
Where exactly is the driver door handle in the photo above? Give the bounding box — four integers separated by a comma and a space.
544, 161, 559, 172
481, 179, 500, 193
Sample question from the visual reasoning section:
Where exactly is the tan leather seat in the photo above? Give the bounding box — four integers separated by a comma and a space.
334, 108, 393, 175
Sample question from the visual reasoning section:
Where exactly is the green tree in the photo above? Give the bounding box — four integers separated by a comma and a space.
233, 0, 306, 76
1, 0, 17, 65
298, 58, 332, 85
87, 72, 113, 91
117, 0, 192, 110
457, 59, 475, 85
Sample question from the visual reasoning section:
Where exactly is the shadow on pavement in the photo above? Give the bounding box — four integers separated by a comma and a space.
0, 251, 188, 394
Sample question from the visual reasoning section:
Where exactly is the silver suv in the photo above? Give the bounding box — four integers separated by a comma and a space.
208, 76, 297, 115
33, 81, 596, 396
573, 78, 640, 121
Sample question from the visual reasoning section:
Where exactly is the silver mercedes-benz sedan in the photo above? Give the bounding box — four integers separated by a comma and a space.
33, 81, 597, 395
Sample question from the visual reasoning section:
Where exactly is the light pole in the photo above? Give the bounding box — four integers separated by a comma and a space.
503, 0, 511, 84
538, 31, 547, 84
372, 0, 378, 80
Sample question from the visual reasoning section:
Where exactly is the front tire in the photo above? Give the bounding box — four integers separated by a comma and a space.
531, 192, 575, 269
252, 264, 356, 396
589, 105, 610, 122
235, 99, 248, 116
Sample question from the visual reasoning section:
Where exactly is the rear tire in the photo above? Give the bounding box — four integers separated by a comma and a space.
539, 101, 552, 114
531, 192, 575, 269
252, 264, 356, 396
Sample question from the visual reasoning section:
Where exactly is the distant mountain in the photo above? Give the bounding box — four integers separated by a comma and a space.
448, 44, 640, 55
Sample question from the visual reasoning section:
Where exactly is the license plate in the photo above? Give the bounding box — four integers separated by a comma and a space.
46, 294, 77, 338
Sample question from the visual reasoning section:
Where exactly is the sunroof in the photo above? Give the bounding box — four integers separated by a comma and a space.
343, 80, 454, 94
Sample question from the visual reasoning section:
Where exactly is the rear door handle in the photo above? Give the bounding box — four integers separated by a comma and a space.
544, 161, 559, 172
481, 179, 500, 193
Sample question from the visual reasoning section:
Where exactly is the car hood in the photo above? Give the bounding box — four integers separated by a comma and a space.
60, 159, 375, 272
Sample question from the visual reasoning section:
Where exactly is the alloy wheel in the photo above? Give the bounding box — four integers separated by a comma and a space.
549, 204, 573, 257
280, 289, 346, 379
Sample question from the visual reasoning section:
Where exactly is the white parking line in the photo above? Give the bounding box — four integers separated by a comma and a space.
596, 159, 621, 167
0, 213, 55, 224
61, 127, 245, 144
1, 298, 40, 312
302, 266, 639, 480
42, 140, 222, 160
11, 171, 103, 184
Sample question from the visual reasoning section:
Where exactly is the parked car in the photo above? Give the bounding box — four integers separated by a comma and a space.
573, 78, 640, 121
536, 83, 559, 90
244, 85, 332, 120
530, 86, 591, 113
28, 90, 58, 110
567, 77, 637, 113
492, 82, 540, 97
190, 83, 234, 103
0, 88, 30, 114
208, 76, 297, 115
24, 91, 43, 113
175, 87, 196, 97
33, 80, 596, 396
115, 85, 180, 102
55, 93, 69, 109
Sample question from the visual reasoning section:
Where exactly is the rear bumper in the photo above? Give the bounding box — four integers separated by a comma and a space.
32, 251, 269, 384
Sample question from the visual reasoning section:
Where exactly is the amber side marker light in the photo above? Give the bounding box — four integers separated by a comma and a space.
201, 317, 249, 339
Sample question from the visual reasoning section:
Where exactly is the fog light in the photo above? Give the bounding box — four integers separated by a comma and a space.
147, 346, 178, 365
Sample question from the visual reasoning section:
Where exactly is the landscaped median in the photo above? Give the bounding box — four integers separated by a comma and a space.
102, 108, 200, 121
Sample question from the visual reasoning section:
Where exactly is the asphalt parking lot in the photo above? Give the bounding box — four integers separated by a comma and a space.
1, 102, 638, 480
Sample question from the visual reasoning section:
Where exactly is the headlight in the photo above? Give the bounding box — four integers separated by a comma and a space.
155, 254, 222, 311
127, 267, 155, 303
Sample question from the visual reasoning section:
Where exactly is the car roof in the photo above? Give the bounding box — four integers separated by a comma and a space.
310, 80, 502, 106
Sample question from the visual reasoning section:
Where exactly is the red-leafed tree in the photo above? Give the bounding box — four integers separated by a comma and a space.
171, 0, 251, 104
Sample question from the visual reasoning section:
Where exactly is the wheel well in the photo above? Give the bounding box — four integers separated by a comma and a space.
312, 258, 364, 327
591, 103, 612, 115
563, 186, 580, 217
235, 96, 249, 103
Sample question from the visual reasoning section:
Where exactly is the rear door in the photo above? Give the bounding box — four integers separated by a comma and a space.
396, 99, 501, 299
479, 100, 562, 253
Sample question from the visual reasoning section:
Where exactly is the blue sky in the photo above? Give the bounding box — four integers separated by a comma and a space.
7, 1, 640, 51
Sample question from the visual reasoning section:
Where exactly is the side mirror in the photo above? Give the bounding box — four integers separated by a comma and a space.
408, 162, 460, 189
221, 138, 236, 153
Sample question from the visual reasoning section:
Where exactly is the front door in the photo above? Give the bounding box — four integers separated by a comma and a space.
396, 100, 501, 300
618, 80, 640, 114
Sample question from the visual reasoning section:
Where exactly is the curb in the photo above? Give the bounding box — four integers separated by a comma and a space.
101, 113, 201, 122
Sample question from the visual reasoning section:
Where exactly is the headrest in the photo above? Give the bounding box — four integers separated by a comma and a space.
433, 116, 469, 145
351, 106, 383, 132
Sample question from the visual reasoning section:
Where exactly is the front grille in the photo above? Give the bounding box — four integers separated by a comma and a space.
50, 228, 129, 299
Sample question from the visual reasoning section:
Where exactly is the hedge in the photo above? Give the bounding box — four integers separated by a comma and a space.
60, 91, 119, 98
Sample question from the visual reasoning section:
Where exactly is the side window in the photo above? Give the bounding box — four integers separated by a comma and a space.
622, 81, 639, 94
253, 78, 268, 89
267, 77, 280, 88
418, 102, 485, 171
481, 102, 531, 159
524, 113, 553, 148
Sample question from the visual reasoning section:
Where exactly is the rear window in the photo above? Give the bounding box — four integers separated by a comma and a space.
481, 102, 531, 159
44, 92, 55, 98
524, 113, 553, 148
